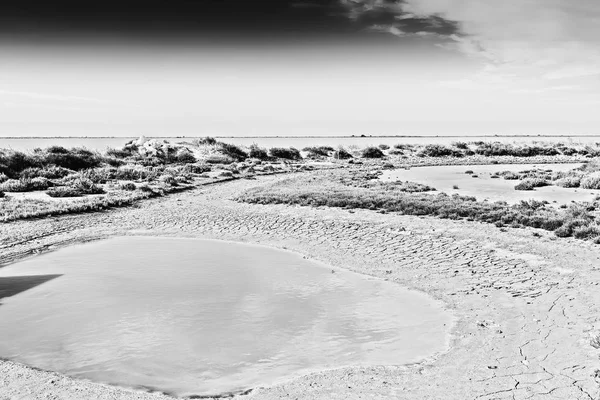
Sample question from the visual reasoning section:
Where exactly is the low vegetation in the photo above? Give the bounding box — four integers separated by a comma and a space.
237, 170, 600, 242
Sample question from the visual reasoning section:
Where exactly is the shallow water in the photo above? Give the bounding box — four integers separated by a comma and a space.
380, 163, 596, 205
0, 237, 452, 397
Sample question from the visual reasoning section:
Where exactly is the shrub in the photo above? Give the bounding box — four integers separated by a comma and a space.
555, 176, 581, 188
333, 148, 353, 160
172, 150, 196, 164
573, 225, 600, 240
303, 146, 334, 158
0, 150, 39, 176
500, 171, 521, 180
46, 186, 84, 198
451, 141, 469, 149
0, 173, 8, 183
119, 182, 137, 191
378, 144, 390, 150
0, 191, 4, 198
248, 145, 270, 160
206, 154, 235, 164
105, 147, 133, 158
218, 143, 247, 161
194, 136, 217, 146
113, 165, 162, 181
0, 177, 50, 192
269, 147, 302, 160
515, 178, 548, 191
69, 178, 105, 194
581, 173, 600, 189
43, 147, 102, 170
20, 166, 74, 179
465, 170, 474, 174
159, 175, 178, 186
418, 144, 462, 157
361, 147, 385, 159
183, 163, 211, 174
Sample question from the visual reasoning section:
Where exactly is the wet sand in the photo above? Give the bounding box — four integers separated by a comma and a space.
1, 169, 600, 399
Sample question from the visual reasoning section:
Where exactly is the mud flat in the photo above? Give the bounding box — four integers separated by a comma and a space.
1, 170, 600, 399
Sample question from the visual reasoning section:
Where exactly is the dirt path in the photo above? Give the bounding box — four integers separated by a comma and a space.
1, 172, 600, 399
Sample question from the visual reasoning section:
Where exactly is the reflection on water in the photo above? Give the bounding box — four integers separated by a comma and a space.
0, 237, 451, 397
381, 163, 594, 205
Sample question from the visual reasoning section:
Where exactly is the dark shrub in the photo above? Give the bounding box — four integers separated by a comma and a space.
465, 170, 474, 174
361, 147, 385, 158
333, 148, 353, 160
0, 151, 39, 176
105, 147, 133, 158
452, 141, 469, 149
0, 190, 4, 198
46, 186, 84, 198
515, 178, 548, 191
195, 136, 217, 146
418, 144, 462, 157
69, 178, 105, 194
183, 163, 211, 174
119, 182, 137, 191
159, 175, 178, 186
173, 151, 196, 164
206, 155, 235, 164
303, 146, 334, 158
218, 143, 248, 161
43, 147, 102, 170
269, 147, 302, 160
249, 145, 270, 160
378, 144, 390, 150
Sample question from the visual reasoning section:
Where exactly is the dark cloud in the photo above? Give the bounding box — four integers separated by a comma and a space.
0, 1, 351, 42
0, 0, 460, 45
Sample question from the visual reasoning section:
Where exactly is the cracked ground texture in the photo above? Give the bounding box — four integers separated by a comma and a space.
1, 171, 600, 400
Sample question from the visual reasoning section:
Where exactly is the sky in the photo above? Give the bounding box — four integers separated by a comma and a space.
0, 0, 599, 137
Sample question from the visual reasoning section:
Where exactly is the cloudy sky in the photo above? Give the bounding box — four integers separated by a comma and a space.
1, 0, 599, 137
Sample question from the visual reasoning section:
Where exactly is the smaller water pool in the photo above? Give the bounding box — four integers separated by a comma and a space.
381, 163, 594, 205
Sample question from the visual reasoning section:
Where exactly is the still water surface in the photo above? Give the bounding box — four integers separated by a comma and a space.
0, 237, 451, 397
380, 163, 593, 205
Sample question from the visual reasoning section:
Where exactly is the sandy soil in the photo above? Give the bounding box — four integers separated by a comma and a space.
1, 170, 600, 399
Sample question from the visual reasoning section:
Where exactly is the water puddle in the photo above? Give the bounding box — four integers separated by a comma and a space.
0, 237, 452, 397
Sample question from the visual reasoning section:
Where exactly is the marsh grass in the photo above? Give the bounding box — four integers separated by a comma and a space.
237, 171, 600, 241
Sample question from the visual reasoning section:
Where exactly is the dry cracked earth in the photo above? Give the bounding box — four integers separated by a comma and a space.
1, 171, 600, 400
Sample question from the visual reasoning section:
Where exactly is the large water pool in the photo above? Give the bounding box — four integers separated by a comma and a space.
0, 237, 452, 397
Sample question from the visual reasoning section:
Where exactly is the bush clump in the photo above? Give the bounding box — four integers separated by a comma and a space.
515, 178, 549, 191
555, 176, 581, 188
0, 177, 50, 192
119, 182, 137, 191
46, 186, 85, 198
20, 166, 74, 179
248, 145, 270, 160
418, 144, 462, 157
361, 147, 385, 159
333, 148, 353, 160
303, 146, 334, 158
269, 147, 302, 160
580, 172, 600, 189
218, 143, 247, 161
42, 147, 102, 170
